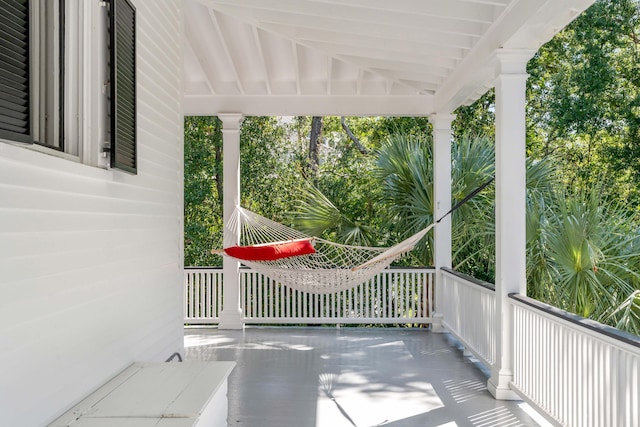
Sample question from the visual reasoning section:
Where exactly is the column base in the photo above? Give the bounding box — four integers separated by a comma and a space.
487, 372, 519, 400
430, 313, 445, 333
218, 310, 244, 330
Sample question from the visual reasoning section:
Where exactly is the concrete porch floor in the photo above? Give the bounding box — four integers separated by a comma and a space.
184, 327, 545, 427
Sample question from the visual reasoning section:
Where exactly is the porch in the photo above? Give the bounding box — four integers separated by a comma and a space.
184, 326, 542, 427
184, 267, 640, 426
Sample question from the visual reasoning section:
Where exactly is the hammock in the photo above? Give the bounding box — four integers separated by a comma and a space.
213, 207, 433, 294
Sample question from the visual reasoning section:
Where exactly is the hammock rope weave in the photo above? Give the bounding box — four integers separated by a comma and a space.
218, 207, 433, 294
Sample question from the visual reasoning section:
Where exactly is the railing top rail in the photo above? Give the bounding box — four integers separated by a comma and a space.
509, 293, 640, 349
441, 267, 495, 291
185, 266, 435, 272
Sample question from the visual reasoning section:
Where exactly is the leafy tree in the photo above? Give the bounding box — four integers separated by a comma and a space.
239, 116, 303, 223
184, 116, 305, 266
527, 0, 640, 202
527, 186, 640, 330
453, 91, 495, 141
184, 116, 224, 266
291, 116, 390, 244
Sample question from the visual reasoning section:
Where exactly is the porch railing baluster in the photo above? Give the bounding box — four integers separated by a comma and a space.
184, 268, 435, 325
509, 294, 640, 427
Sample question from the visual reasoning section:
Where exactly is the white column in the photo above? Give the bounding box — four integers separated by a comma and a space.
218, 113, 244, 330
488, 50, 533, 399
429, 114, 455, 333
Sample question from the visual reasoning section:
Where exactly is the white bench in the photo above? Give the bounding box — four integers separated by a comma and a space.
49, 361, 236, 427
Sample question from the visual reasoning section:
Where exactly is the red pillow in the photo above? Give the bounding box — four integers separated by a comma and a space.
224, 239, 316, 261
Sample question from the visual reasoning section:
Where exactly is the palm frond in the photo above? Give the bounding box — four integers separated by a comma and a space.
291, 183, 378, 246
603, 290, 640, 336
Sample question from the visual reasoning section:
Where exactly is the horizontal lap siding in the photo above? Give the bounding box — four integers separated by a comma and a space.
0, 1, 184, 425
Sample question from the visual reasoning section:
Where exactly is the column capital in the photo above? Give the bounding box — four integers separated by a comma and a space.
429, 113, 456, 130
218, 113, 244, 130
492, 48, 536, 75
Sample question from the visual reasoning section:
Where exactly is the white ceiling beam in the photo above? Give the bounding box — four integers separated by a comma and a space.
284, 36, 423, 95
341, 56, 450, 79
183, 26, 216, 95
269, 24, 474, 51
326, 56, 332, 95
292, 41, 301, 95
204, 0, 499, 24
371, 69, 443, 85
186, 0, 595, 114
302, 40, 459, 70
456, 0, 509, 5
184, 94, 435, 117
184, 4, 224, 93
210, 7, 479, 49
204, 3, 480, 48
208, 9, 245, 94
251, 27, 272, 94
356, 69, 364, 95
369, 70, 441, 96
293, 28, 469, 61
206, 1, 488, 35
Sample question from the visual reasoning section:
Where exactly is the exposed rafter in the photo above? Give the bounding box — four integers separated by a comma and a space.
208, 9, 244, 94
251, 27, 272, 94
183, 0, 597, 116
292, 41, 301, 95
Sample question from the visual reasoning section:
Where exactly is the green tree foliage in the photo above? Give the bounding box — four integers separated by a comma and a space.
184, 116, 223, 267
375, 132, 507, 279
184, 116, 304, 266
453, 91, 496, 141
183, 1, 640, 333
527, 186, 640, 330
239, 117, 302, 223
290, 116, 390, 245
527, 0, 640, 201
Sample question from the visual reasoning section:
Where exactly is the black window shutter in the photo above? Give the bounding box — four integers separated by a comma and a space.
110, 0, 137, 174
0, 0, 31, 143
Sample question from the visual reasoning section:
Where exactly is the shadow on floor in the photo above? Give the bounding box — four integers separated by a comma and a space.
184, 326, 543, 427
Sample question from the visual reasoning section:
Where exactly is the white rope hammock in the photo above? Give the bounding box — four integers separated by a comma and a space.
215, 207, 433, 294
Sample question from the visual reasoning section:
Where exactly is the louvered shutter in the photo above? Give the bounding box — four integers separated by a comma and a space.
0, 0, 31, 143
110, 0, 136, 174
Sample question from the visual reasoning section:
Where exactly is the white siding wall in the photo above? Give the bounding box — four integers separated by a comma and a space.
0, 1, 184, 425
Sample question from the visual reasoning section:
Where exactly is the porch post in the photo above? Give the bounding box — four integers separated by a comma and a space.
430, 113, 455, 333
218, 113, 244, 330
488, 49, 533, 399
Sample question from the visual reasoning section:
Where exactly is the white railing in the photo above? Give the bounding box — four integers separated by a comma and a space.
185, 267, 435, 325
184, 268, 224, 323
440, 268, 496, 367
510, 294, 640, 427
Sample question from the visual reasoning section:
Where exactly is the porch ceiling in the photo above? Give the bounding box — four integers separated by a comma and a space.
183, 0, 595, 116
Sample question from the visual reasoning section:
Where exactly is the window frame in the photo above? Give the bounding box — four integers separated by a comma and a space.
0, 0, 137, 173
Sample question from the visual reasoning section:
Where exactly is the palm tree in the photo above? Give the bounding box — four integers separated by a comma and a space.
605, 290, 640, 336
531, 187, 640, 322
375, 133, 435, 264
291, 182, 379, 246
291, 131, 640, 334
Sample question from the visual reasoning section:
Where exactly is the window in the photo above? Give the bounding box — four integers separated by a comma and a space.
0, 0, 137, 173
